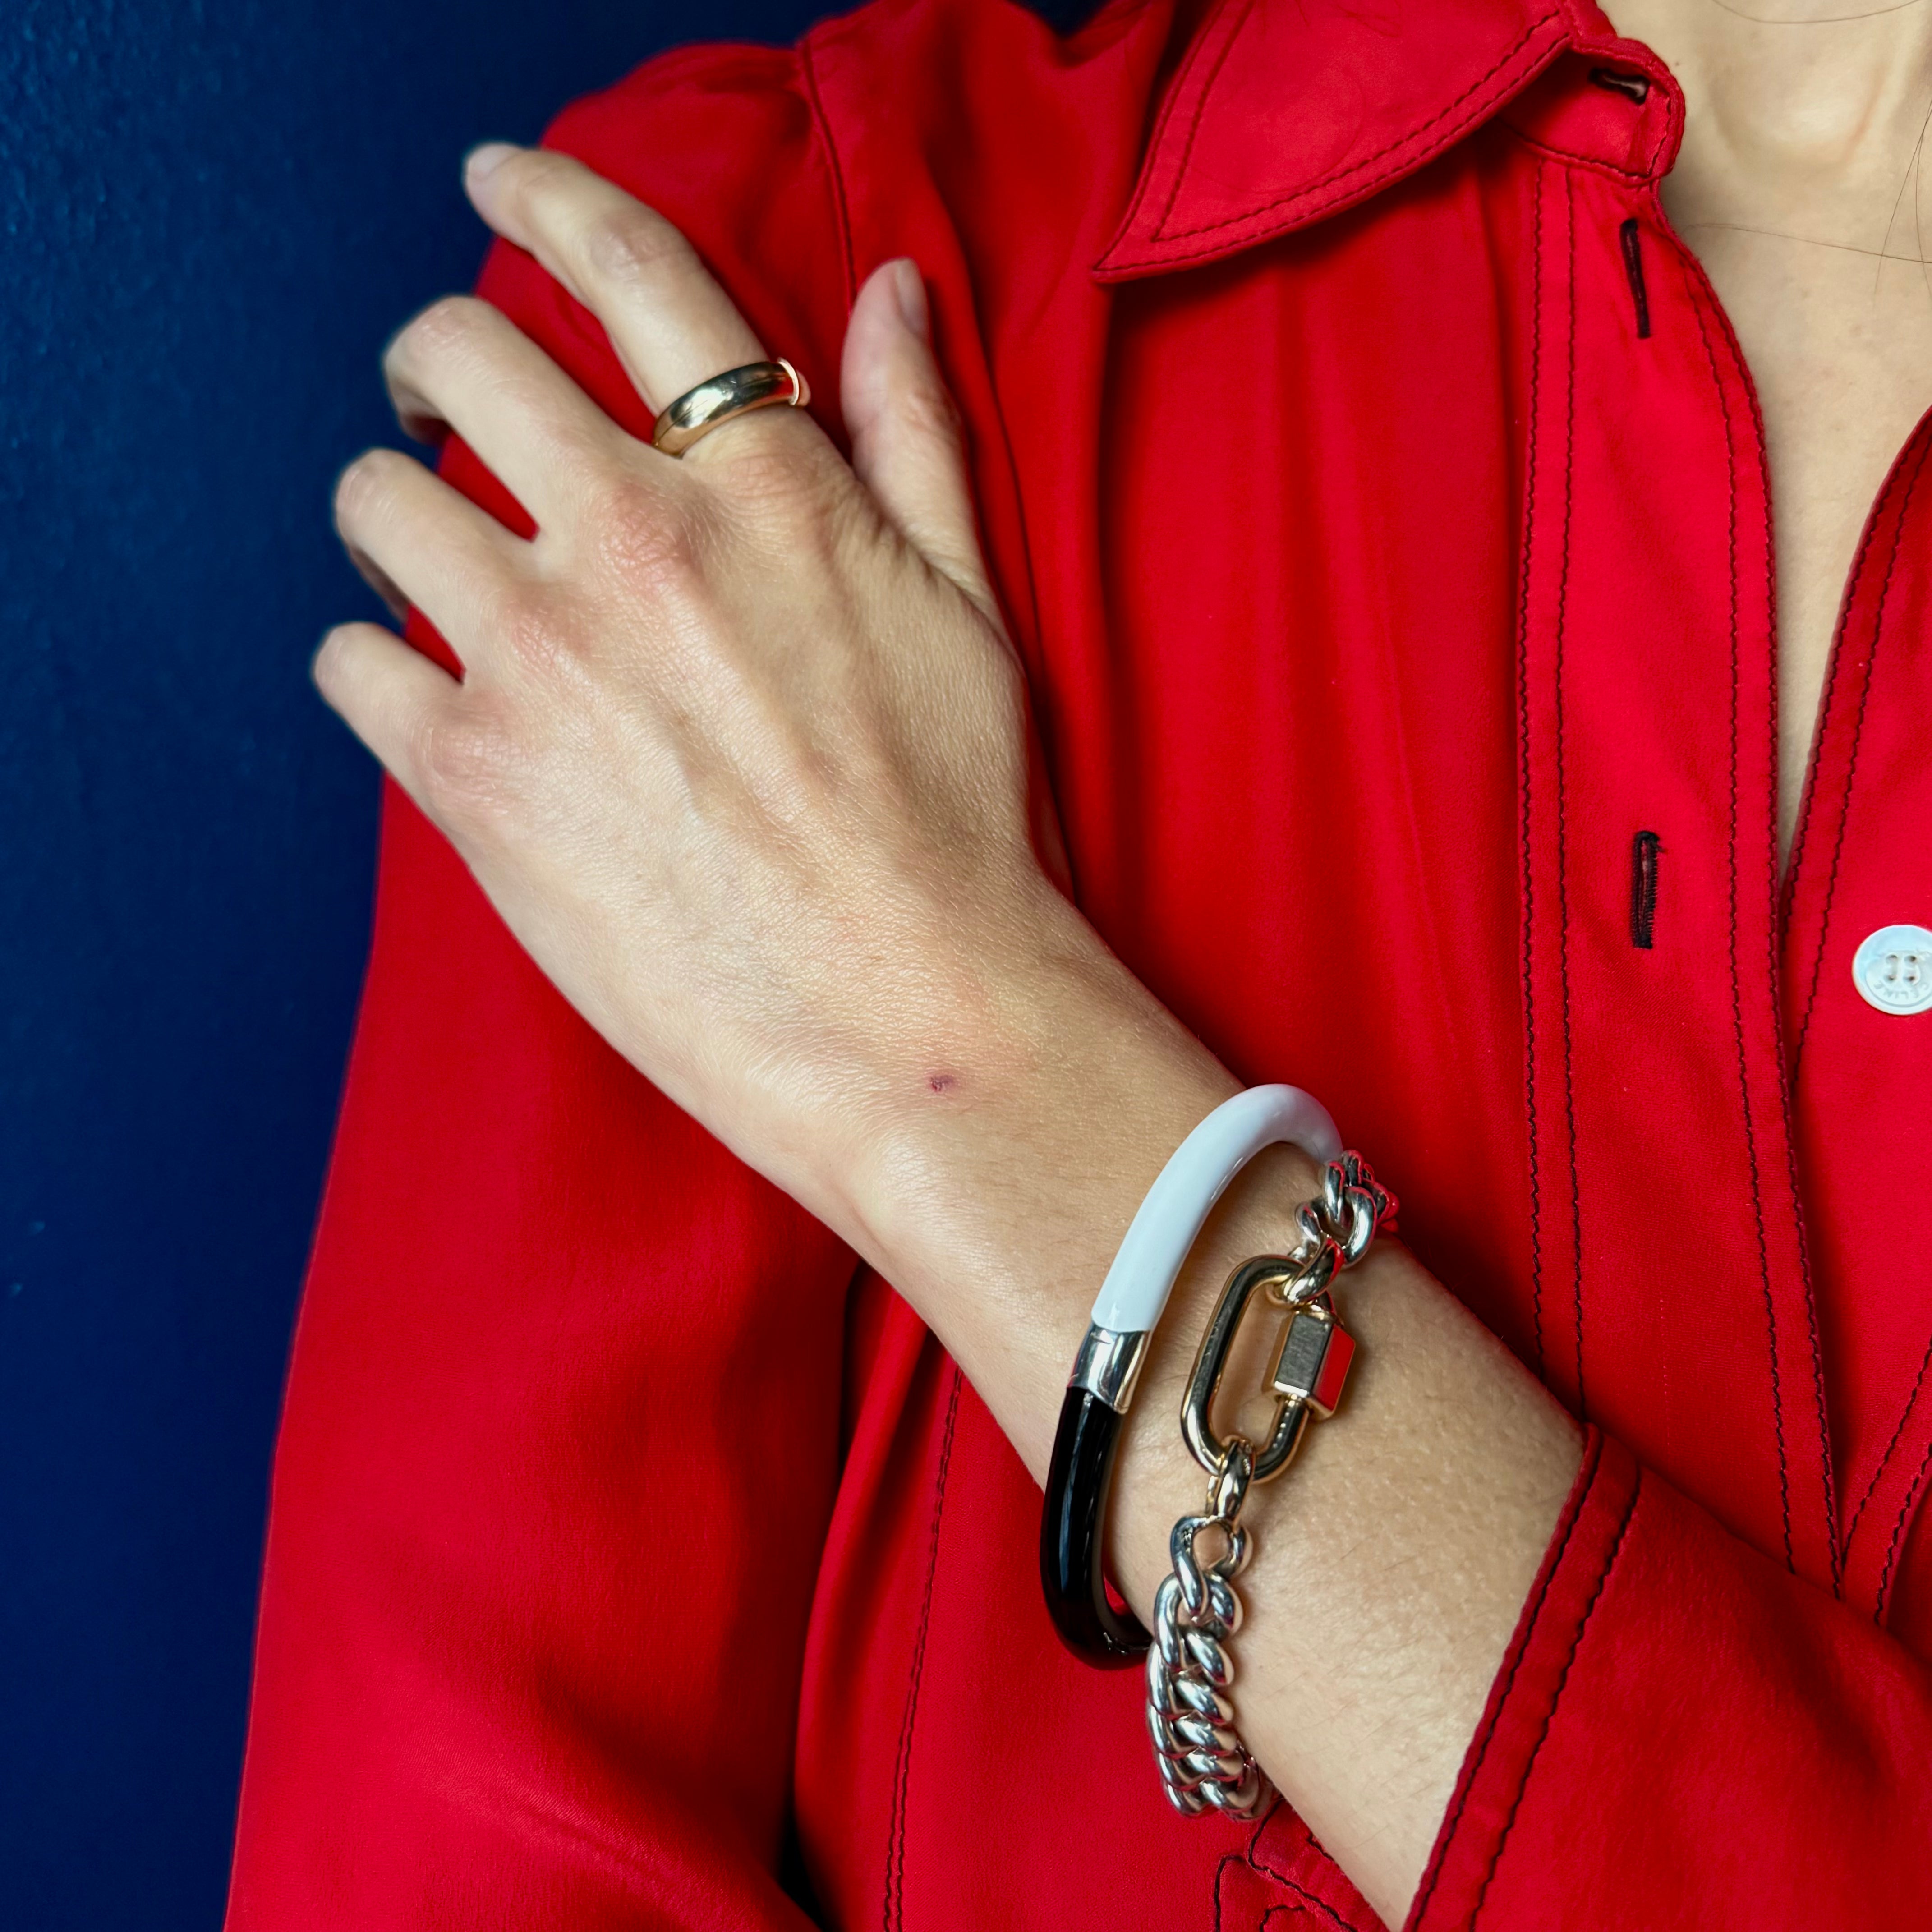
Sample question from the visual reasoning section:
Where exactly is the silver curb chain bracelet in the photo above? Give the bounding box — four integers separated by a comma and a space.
1145, 1152, 1396, 1817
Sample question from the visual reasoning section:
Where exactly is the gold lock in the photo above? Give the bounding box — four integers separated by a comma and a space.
1269, 1297, 1355, 1419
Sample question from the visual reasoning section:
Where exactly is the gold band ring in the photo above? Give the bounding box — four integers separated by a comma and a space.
651, 358, 811, 456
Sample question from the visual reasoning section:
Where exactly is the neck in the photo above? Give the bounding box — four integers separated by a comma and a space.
1604, 0, 1932, 242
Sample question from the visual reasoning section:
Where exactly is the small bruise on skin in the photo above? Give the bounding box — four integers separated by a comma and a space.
925, 1072, 959, 1096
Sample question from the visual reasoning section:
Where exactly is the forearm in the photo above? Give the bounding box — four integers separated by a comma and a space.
834, 888, 1582, 1928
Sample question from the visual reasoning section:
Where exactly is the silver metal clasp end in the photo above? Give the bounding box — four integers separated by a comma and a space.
1070, 1323, 1152, 1413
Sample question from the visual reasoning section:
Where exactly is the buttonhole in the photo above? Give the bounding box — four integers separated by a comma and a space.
1631, 830, 1661, 950
1619, 219, 1652, 340
1590, 67, 1651, 104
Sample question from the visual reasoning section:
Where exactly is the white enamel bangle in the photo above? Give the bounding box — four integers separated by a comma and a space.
1039, 1084, 1343, 1664
1090, 1084, 1342, 1342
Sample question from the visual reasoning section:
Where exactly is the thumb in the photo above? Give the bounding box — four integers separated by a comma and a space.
842, 258, 996, 618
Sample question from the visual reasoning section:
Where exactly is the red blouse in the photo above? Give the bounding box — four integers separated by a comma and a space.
226, 0, 1932, 1923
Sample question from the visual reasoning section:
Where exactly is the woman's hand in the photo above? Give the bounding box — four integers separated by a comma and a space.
322, 134, 1238, 1485
321, 142, 1092, 1247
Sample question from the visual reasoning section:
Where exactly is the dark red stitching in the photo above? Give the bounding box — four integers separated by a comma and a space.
1519, 165, 1547, 1383
1256, 1881, 1359, 1931
1105, 0, 1231, 250
883, 1364, 961, 1932
1155, 0, 1257, 237
799, 32, 858, 309
1213, 1846, 1245, 1932
1684, 255, 1796, 1572
1553, 169, 1587, 1419
1780, 1083, 1835, 1592
1141, 13, 1564, 250
1502, 124, 1654, 188
1848, 1329, 1932, 1545
1754, 382, 1840, 1589
1407, 1430, 1605, 1928
1877, 1426, 1932, 1619
1245, 1818, 1368, 1932
1767, 407, 1901, 1589
1792, 437, 1932, 1080
1729, 279, 1840, 1582
1469, 1473, 1642, 1925
1242, 1809, 1288, 1877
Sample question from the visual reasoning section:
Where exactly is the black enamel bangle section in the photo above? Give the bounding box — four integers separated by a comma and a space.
1040, 1327, 1153, 1664
1041, 1387, 1149, 1662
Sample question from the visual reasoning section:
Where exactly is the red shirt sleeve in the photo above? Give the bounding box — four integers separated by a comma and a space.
225, 46, 859, 1931
1407, 1429, 1932, 1929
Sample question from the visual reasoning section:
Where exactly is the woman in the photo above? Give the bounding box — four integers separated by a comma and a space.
226, 0, 1932, 1923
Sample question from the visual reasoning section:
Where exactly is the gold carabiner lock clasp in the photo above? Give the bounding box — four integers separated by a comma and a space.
1179, 1256, 1357, 1485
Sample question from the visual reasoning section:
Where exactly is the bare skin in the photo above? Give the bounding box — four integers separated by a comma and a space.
1605, 0, 1932, 861
315, 16, 1927, 1915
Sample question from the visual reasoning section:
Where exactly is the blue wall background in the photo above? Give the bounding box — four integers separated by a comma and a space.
0, 3, 831, 1924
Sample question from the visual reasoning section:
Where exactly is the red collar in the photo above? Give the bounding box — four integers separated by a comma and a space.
1095, 0, 1646, 280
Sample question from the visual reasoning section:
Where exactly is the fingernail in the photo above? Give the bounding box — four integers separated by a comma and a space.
464, 141, 519, 182
890, 258, 929, 340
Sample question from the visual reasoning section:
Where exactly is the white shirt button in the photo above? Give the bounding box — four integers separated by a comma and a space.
1852, 925, 1932, 1015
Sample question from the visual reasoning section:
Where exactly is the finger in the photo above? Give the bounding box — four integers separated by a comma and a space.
333, 445, 529, 659
842, 259, 996, 618
462, 143, 782, 436
382, 294, 633, 531
313, 621, 465, 813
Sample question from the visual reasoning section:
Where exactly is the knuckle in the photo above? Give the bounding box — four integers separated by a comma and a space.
333, 446, 405, 527
395, 293, 489, 367
895, 373, 965, 451
411, 703, 519, 825
491, 583, 573, 679
582, 469, 702, 599
579, 207, 688, 294
544, 419, 618, 489
503, 145, 574, 209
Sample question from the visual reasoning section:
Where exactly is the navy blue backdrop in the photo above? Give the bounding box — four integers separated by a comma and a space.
0, 3, 828, 1924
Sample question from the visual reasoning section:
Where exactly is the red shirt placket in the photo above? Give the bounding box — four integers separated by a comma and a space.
1505, 51, 1837, 1590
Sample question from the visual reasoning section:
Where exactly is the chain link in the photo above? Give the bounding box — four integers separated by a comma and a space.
1144, 1152, 1394, 1818
1145, 1436, 1265, 1814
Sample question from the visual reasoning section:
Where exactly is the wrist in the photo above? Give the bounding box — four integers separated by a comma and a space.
825, 890, 1240, 1472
